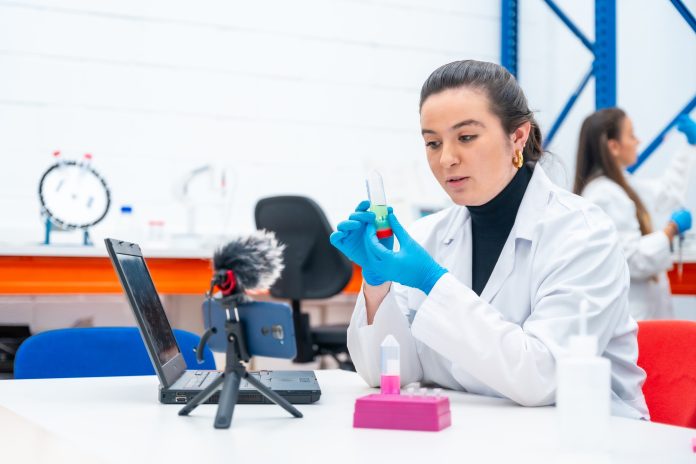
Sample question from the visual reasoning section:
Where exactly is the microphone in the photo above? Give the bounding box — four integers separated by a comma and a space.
210, 230, 285, 306
197, 230, 287, 363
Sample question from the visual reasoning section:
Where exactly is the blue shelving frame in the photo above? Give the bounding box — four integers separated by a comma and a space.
501, 0, 696, 172
501, 0, 519, 79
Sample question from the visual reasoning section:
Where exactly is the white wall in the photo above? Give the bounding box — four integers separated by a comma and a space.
0, 0, 501, 246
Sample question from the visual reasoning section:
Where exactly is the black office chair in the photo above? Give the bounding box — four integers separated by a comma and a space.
255, 196, 355, 370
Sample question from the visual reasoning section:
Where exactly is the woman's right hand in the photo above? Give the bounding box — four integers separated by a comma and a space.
329, 201, 394, 286
671, 208, 692, 233
665, 208, 692, 240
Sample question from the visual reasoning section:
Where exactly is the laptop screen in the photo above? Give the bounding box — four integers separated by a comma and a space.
117, 254, 179, 366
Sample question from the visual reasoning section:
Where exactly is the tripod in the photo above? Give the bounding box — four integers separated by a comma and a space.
178, 303, 303, 429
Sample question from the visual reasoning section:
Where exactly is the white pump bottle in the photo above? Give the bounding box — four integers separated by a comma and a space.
556, 299, 611, 454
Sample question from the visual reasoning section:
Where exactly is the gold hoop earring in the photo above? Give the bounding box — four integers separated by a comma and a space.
513, 149, 524, 169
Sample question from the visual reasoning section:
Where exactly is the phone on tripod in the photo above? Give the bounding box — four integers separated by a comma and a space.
202, 299, 297, 359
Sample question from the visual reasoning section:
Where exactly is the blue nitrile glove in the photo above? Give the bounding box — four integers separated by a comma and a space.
329, 201, 394, 286
676, 114, 696, 145
361, 212, 447, 295
670, 208, 692, 234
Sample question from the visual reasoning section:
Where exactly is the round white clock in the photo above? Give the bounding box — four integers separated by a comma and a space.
38, 156, 111, 231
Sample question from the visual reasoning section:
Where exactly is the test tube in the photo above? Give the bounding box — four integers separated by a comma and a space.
678, 234, 684, 280
366, 170, 393, 239
380, 335, 400, 395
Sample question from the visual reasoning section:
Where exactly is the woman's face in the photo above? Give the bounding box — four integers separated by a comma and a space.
420, 87, 530, 206
609, 116, 640, 168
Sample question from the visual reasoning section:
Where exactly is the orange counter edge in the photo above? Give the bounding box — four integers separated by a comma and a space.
0, 256, 363, 295
2, 255, 692, 296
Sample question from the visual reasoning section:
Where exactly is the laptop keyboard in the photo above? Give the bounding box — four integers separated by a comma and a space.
180, 370, 272, 390
183, 371, 211, 389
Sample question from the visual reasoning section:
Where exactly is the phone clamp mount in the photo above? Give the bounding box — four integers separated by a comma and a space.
178, 297, 303, 429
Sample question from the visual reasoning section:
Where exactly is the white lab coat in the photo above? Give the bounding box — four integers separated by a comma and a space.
581, 144, 695, 320
347, 165, 649, 420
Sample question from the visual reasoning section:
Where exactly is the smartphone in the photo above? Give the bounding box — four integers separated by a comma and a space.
202, 298, 297, 359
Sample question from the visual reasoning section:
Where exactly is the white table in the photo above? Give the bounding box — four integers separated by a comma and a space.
0, 370, 693, 463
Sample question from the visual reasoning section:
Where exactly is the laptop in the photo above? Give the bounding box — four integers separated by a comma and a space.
104, 238, 321, 405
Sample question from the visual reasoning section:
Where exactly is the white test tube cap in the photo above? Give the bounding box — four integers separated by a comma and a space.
366, 170, 387, 206
380, 334, 400, 376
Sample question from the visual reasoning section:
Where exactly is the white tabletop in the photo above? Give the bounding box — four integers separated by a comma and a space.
0, 370, 694, 464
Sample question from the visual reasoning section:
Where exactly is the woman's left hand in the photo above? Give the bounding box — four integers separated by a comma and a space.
362, 212, 447, 294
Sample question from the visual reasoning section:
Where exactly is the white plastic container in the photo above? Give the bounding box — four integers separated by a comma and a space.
556, 300, 611, 454
114, 205, 138, 242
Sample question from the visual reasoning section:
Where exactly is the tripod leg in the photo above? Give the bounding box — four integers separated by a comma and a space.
244, 374, 303, 418
179, 373, 226, 417
214, 371, 242, 429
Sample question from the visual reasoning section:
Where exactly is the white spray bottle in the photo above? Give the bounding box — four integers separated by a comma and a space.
556, 299, 611, 453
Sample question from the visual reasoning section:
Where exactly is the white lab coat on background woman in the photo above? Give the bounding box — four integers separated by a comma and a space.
347, 165, 649, 420
581, 144, 695, 320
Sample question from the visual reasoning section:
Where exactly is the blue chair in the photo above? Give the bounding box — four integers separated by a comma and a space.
13, 327, 215, 379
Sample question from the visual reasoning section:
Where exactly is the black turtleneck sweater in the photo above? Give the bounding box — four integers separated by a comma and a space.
467, 165, 533, 296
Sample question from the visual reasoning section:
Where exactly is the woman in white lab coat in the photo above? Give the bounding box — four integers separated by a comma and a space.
574, 109, 695, 320
330, 60, 649, 419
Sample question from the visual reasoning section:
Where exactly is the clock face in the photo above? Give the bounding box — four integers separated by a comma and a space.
39, 161, 111, 229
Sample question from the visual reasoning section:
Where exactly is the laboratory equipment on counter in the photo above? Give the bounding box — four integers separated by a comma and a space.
556, 299, 610, 453
114, 205, 138, 243
38, 151, 111, 246
380, 334, 400, 395
353, 387, 451, 431
172, 164, 234, 247
366, 170, 393, 239
145, 219, 167, 249
353, 335, 450, 431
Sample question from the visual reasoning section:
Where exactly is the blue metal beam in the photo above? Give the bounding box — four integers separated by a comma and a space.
544, 66, 594, 148
501, 0, 519, 78
594, 0, 616, 109
669, 0, 696, 34
627, 95, 696, 173
542, 0, 594, 52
